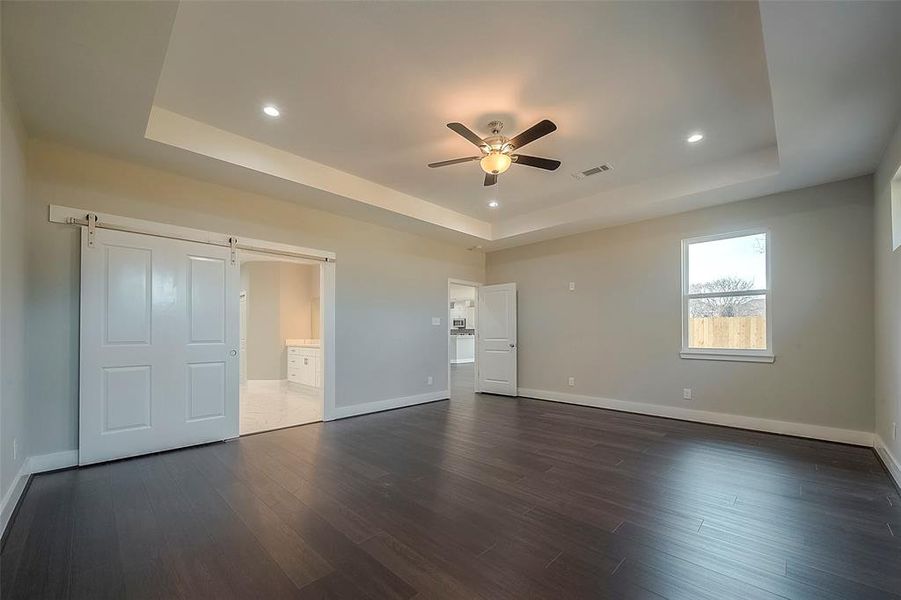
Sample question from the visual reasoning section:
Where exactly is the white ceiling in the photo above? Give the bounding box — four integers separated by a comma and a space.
154, 2, 776, 222
3, 1, 901, 249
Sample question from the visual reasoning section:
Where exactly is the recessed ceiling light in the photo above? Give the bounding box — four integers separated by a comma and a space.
262, 105, 280, 117
488, 200, 499, 208
686, 132, 704, 143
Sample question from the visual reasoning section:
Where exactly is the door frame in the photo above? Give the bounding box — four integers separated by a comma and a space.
447, 278, 481, 394
54, 205, 339, 451
237, 250, 334, 423
239, 291, 247, 384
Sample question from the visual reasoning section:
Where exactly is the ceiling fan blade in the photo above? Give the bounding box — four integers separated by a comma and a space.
509, 119, 557, 150
428, 156, 480, 168
513, 154, 561, 171
484, 173, 498, 187
447, 123, 487, 148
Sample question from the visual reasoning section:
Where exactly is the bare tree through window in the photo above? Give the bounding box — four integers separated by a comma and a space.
689, 276, 761, 318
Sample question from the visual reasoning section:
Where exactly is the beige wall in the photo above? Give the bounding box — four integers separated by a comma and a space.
311, 264, 321, 339
280, 262, 318, 344
875, 118, 901, 466
243, 262, 282, 380
24, 140, 484, 457
242, 261, 317, 380
0, 57, 29, 508
487, 176, 874, 434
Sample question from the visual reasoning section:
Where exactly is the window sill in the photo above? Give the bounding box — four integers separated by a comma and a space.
680, 350, 775, 364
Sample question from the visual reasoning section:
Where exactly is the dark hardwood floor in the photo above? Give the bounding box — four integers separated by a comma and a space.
2, 364, 900, 599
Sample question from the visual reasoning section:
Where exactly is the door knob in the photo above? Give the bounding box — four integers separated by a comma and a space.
509, 343, 516, 348
230, 349, 237, 356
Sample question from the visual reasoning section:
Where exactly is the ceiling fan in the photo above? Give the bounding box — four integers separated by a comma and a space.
428, 120, 561, 186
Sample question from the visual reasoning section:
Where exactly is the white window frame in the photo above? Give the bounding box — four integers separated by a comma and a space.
680, 229, 774, 363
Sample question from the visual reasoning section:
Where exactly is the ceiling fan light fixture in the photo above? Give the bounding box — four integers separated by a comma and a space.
432, 120, 558, 183
480, 151, 512, 175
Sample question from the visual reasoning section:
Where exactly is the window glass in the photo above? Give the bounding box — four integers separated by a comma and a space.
688, 233, 766, 293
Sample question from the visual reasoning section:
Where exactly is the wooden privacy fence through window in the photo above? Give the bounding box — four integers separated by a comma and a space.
689, 316, 766, 349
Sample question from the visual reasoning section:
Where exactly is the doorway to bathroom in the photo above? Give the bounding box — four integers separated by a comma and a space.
239, 255, 324, 434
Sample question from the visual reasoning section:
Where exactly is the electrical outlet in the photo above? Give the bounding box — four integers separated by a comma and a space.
427, 376, 433, 385
683, 388, 692, 400
569, 282, 576, 291
13, 438, 18, 461
568, 377, 575, 387
432, 317, 441, 326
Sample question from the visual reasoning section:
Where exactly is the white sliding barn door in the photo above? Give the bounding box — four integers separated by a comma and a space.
79, 227, 239, 465
477, 283, 518, 396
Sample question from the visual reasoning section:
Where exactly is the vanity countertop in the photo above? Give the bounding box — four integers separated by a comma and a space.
285, 338, 320, 348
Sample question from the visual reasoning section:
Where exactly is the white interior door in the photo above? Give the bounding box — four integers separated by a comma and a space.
79, 227, 239, 465
477, 283, 517, 396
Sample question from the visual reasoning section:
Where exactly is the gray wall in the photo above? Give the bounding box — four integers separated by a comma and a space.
24, 140, 484, 458
487, 176, 874, 433
15, 132, 888, 462
0, 57, 29, 508
242, 261, 317, 380
875, 118, 901, 464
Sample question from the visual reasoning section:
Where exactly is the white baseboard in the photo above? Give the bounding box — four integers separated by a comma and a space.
0, 460, 30, 538
874, 435, 901, 490
1, 449, 79, 538
27, 450, 79, 473
327, 390, 449, 421
518, 388, 874, 447
450, 359, 474, 365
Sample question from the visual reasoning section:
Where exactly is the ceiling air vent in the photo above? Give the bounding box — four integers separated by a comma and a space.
572, 164, 612, 180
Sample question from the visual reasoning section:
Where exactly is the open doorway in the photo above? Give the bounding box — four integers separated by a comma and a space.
448, 280, 479, 398
239, 255, 323, 434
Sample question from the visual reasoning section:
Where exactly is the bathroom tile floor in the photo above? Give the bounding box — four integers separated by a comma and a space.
240, 379, 322, 434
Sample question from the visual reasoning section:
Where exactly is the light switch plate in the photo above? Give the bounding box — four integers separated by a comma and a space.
683, 388, 692, 400
569, 282, 576, 291
432, 317, 441, 326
